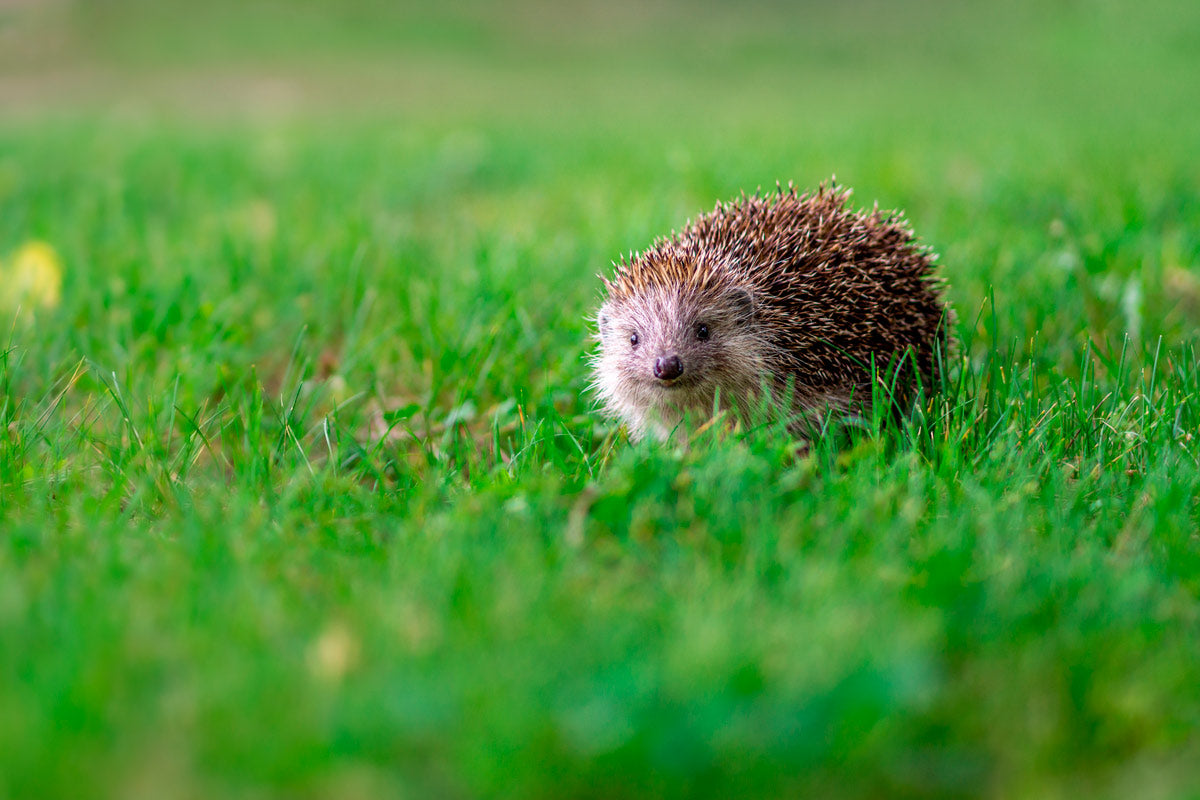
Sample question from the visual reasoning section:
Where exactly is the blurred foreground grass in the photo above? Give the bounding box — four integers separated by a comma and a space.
2, 1, 1200, 798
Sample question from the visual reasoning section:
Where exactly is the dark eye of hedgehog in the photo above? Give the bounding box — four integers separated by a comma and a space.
695, 323, 709, 341
629, 332, 639, 347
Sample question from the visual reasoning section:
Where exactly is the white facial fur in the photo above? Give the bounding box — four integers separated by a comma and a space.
591, 286, 767, 441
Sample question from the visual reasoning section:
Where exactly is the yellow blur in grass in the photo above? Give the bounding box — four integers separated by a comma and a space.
0, 241, 63, 313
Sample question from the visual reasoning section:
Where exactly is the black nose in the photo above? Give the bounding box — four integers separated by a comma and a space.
654, 355, 683, 381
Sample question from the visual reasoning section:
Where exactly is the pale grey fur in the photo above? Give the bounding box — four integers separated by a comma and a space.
591, 286, 772, 441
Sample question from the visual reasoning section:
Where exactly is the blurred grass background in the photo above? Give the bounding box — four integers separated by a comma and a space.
2, 1, 1200, 799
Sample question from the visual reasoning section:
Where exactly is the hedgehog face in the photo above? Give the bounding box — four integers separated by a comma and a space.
593, 286, 765, 441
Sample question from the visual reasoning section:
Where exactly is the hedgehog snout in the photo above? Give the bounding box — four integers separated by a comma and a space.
653, 355, 684, 382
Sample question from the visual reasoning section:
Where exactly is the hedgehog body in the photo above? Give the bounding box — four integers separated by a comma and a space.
592, 183, 952, 442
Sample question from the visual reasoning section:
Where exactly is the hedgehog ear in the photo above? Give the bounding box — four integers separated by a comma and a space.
597, 310, 611, 337
727, 288, 755, 323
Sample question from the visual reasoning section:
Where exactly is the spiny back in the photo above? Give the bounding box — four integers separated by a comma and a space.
605, 184, 950, 392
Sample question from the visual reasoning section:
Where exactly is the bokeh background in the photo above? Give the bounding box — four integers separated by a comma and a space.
5, 0, 1199, 355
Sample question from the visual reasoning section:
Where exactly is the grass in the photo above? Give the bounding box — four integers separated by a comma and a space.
2, 1, 1200, 797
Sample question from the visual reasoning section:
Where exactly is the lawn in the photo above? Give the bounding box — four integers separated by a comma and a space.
2, 1, 1199, 797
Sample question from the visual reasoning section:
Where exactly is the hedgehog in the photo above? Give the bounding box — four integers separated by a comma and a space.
591, 182, 953, 442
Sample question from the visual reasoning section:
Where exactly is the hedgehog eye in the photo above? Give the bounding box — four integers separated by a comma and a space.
695, 323, 710, 341
630, 332, 639, 347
